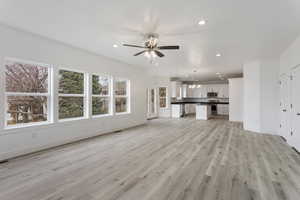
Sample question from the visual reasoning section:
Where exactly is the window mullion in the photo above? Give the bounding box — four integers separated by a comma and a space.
58, 93, 84, 97
5, 92, 50, 97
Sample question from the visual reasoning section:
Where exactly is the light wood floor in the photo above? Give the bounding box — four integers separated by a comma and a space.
1, 118, 300, 200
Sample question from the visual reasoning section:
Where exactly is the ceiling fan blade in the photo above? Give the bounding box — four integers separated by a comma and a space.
157, 45, 180, 50
134, 50, 147, 56
123, 44, 146, 48
154, 50, 165, 57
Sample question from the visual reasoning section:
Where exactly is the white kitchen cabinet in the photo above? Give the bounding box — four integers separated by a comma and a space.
185, 104, 196, 114
171, 104, 183, 118
187, 84, 229, 98
217, 104, 229, 115
218, 85, 229, 98
196, 104, 211, 120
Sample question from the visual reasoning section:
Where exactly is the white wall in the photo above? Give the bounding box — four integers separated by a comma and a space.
0, 24, 149, 160
260, 60, 279, 134
280, 35, 300, 74
280, 34, 300, 150
229, 78, 243, 122
243, 61, 261, 132
243, 60, 279, 134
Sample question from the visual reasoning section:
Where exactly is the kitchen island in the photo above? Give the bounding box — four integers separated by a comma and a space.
171, 99, 229, 120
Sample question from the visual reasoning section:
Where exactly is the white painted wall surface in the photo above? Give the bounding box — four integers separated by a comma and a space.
0, 24, 149, 160
228, 78, 243, 122
243, 60, 279, 134
260, 60, 279, 134
243, 61, 261, 132
280, 35, 300, 74
280, 34, 300, 150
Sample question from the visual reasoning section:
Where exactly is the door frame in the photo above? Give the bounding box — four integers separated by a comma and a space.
147, 88, 158, 119
291, 65, 300, 143
279, 74, 291, 140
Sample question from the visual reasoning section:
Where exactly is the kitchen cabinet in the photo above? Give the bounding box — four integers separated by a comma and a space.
187, 84, 229, 98
171, 104, 183, 118
217, 104, 229, 115
196, 104, 211, 120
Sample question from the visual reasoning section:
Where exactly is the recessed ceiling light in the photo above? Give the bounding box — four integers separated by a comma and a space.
216, 72, 221, 75
113, 44, 118, 48
198, 20, 206, 26
216, 53, 221, 57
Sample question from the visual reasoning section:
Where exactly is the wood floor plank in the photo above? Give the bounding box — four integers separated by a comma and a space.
0, 117, 299, 200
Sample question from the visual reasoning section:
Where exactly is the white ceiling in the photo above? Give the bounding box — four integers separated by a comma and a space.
0, 0, 300, 81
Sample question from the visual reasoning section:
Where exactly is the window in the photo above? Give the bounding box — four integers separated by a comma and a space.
4, 58, 51, 127
159, 87, 167, 108
115, 79, 130, 113
58, 69, 86, 120
92, 75, 111, 116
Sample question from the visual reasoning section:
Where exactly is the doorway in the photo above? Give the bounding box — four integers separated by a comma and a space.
147, 88, 158, 119
279, 74, 291, 141
291, 66, 300, 149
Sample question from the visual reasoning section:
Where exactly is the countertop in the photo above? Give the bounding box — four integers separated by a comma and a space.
171, 101, 229, 105
171, 98, 229, 105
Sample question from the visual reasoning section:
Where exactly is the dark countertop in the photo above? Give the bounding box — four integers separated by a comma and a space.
171, 101, 229, 105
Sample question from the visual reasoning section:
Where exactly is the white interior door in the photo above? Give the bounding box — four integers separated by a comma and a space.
291, 67, 300, 150
147, 88, 157, 119
279, 75, 290, 141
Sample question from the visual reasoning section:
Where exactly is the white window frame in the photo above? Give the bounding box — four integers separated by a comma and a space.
4, 58, 53, 129
114, 78, 130, 115
91, 74, 113, 117
58, 68, 88, 122
159, 87, 168, 109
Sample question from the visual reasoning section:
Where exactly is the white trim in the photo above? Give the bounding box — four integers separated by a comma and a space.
147, 88, 158, 119
115, 112, 131, 116
92, 94, 110, 97
84, 73, 90, 118
58, 93, 85, 97
92, 113, 113, 118
59, 67, 87, 74
58, 116, 88, 123
115, 95, 127, 98
5, 92, 50, 96
4, 57, 51, 68
4, 121, 52, 130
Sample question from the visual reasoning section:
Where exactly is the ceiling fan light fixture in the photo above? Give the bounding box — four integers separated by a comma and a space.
198, 20, 206, 26
144, 51, 151, 58
151, 51, 157, 58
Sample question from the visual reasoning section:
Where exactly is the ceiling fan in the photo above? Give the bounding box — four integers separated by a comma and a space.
123, 33, 180, 58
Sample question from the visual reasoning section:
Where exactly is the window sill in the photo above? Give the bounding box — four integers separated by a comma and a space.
58, 117, 88, 123
4, 121, 53, 130
92, 114, 113, 118
115, 112, 131, 116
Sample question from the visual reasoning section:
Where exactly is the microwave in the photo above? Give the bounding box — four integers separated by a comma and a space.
207, 92, 218, 98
